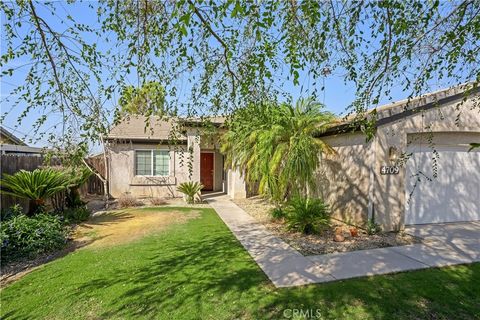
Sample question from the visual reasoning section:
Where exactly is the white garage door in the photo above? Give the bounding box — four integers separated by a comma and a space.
405, 145, 480, 225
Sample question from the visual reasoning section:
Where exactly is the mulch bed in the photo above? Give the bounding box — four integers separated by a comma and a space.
233, 196, 422, 256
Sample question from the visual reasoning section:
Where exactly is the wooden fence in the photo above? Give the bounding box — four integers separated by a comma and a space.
1, 154, 107, 212
83, 156, 107, 196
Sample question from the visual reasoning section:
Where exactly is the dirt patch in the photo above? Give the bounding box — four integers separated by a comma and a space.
83, 194, 212, 215
1, 209, 201, 286
234, 197, 422, 255
74, 209, 201, 249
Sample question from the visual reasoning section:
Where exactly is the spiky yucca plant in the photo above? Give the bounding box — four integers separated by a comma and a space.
285, 197, 330, 234
1, 169, 70, 215
177, 181, 204, 204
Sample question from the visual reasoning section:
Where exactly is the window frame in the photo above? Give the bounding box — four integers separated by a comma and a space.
134, 149, 170, 177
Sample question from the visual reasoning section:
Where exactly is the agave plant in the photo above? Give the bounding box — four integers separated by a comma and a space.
177, 181, 204, 204
1, 168, 70, 215
285, 196, 330, 234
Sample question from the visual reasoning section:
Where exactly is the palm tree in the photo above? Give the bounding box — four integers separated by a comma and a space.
221, 98, 335, 205
1, 168, 70, 215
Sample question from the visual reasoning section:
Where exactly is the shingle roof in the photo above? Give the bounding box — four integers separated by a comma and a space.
107, 115, 226, 141
0, 126, 26, 145
107, 116, 183, 141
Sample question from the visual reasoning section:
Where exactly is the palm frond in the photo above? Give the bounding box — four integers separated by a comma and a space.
221, 98, 336, 201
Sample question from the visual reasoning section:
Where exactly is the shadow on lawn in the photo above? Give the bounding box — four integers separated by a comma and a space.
69, 230, 267, 318
68, 224, 479, 319
80, 210, 135, 228
3, 210, 479, 319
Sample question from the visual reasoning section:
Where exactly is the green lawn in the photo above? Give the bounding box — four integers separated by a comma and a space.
2, 207, 479, 319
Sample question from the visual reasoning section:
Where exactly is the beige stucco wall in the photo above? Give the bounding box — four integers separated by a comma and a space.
107, 142, 190, 198
317, 132, 373, 226
373, 97, 480, 231
214, 150, 224, 192
108, 134, 227, 198
227, 168, 247, 199
319, 93, 480, 231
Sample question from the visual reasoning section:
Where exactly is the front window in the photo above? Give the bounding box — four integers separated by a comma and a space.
153, 150, 169, 176
135, 150, 169, 176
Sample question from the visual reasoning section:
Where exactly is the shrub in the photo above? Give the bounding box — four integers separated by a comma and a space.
0, 214, 68, 263
0, 168, 70, 215
65, 167, 92, 209
177, 181, 203, 204
270, 207, 286, 220
366, 218, 381, 235
1, 204, 24, 220
150, 197, 167, 206
62, 206, 91, 224
49, 166, 92, 212
285, 197, 330, 234
117, 194, 140, 208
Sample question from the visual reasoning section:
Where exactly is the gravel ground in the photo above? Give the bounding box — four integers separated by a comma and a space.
233, 196, 422, 256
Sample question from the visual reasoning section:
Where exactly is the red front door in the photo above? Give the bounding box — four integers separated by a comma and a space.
200, 152, 214, 191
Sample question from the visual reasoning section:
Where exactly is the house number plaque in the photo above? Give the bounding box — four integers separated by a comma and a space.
380, 165, 399, 175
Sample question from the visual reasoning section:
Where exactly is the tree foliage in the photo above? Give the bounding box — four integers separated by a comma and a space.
469, 143, 480, 151
118, 81, 166, 118
221, 98, 335, 203
1, 1, 479, 148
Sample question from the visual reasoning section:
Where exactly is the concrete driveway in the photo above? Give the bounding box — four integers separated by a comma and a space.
405, 221, 480, 243
403, 221, 480, 261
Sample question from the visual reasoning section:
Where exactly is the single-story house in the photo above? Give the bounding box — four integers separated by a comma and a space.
0, 126, 47, 156
1, 126, 26, 145
106, 84, 479, 231
317, 84, 479, 231
106, 116, 248, 200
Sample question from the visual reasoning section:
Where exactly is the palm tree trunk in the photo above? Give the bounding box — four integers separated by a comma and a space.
28, 199, 44, 216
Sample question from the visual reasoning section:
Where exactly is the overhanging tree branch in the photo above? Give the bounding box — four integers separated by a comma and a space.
187, 0, 239, 96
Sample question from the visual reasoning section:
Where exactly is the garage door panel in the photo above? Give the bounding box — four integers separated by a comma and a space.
405, 148, 480, 225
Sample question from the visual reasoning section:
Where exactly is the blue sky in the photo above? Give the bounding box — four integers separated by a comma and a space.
0, 1, 465, 148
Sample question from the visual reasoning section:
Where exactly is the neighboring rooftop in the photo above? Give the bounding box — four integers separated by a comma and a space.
0, 126, 26, 146
0, 144, 46, 156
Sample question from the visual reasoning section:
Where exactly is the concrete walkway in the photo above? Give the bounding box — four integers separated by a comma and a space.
207, 196, 480, 288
